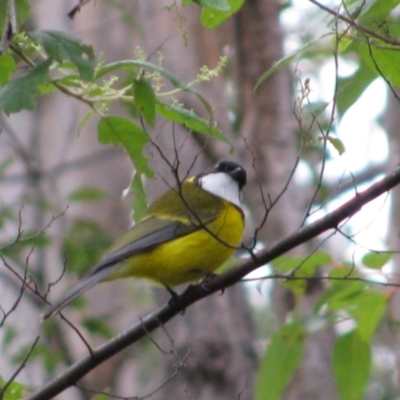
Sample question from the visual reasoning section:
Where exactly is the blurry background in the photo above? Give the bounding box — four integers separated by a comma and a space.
1, 1, 400, 399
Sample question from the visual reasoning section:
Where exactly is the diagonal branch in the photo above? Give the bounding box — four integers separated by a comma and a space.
28, 165, 400, 400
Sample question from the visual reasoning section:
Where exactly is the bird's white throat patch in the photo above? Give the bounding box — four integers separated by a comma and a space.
199, 172, 241, 208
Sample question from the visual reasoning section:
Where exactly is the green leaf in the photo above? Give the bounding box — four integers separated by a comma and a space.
315, 280, 365, 313
274, 250, 332, 296
356, 0, 400, 22
333, 331, 370, 400
67, 187, 108, 202
351, 290, 387, 342
358, 41, 400, 87
77, 110, 94, 134
15, 0, 30, 27
255, 322, 305, 400
272, 255, 303, 272
0, 0, 30, 34
0, 58, 51, 113
1, 231, 52, 261
0, 53, 16, 85
200, 0, 244, 28
195, 0, 230, 11
133, 77, 156, 127
156, 100, 228, 143
281, 276, 307, 296
336, 64, 377, 118
98, 116, 153, 177
29, 30, 95, 81
91, 394, 109, 400
326, 136, 346, 155
81, 317, 113, 339
362, 251, 391, 269
254, 38, 320, 91
337, 36, 353, 53
272, 251, 332, 274
0, 378, 24, 400
98, 116, 154, 220
131, 171, 148, 223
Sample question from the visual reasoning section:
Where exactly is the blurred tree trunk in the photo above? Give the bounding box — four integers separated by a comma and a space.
234, 1, 338, 399
134, 4, 259, 400
380, 89, 400, 398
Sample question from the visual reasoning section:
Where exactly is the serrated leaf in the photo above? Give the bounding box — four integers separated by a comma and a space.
133, 77, 156, 126
98, 116, 153, 177
362, 251, 391, 269
0, 58, 51, 113
156, 100, 228, 143
67, 187, 108, 202
333, 331, 370, 400
29, 30, 95, 81
255, 322, 305, 400
0, 53, 16, 85
326, 136, 346, 155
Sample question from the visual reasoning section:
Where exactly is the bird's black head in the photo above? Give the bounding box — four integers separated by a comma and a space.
213, 160, 247, 191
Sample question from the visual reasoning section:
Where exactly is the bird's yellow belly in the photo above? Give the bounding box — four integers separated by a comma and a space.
108, 204, 244, 286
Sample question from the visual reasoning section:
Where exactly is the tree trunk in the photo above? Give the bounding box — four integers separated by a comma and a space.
234, 1, 338, 399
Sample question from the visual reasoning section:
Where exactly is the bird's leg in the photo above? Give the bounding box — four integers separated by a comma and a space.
165, 285, 179, 306
165, 285, 187, 315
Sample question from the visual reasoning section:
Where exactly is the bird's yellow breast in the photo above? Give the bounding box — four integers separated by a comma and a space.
109, 201, 244, 286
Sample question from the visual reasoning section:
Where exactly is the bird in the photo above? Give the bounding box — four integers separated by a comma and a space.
41, 160, 247, 320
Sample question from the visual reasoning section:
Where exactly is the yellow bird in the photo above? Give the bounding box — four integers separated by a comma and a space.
42, 160, 246, 319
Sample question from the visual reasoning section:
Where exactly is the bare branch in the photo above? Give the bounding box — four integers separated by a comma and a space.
27, 165, 400, 400
0, 337, 39, 399
309, 0, 400, 46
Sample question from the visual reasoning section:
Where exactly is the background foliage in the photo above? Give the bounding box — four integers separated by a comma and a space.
1, 1, 400, 400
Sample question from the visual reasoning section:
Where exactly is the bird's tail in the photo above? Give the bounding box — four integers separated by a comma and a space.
40, 267, 112, 321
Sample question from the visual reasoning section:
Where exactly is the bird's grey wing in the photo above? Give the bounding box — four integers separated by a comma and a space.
41, 217, 206, 320
85, 216, 203, 277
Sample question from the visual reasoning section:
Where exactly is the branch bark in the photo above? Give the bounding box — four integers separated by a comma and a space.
29, 165, 400, 400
